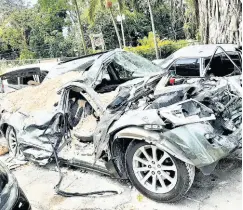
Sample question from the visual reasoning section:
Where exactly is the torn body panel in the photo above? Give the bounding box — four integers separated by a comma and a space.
109, 98, 240, 173
113, 122, 239, 173
162, 122, 239, 168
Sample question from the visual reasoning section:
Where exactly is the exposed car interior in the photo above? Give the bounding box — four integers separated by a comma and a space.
95, 61, 136, 93
0, 68, 48, 93
205, 52, 242, 77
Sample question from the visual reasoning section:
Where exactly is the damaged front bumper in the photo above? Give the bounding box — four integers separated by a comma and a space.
162, 122, 240, 167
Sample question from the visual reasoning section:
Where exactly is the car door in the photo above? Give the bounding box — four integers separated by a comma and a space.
58, 82, 104, 120
58, 82, 106, 148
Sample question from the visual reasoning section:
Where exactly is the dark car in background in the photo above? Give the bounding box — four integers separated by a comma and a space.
0, 160, 31, 210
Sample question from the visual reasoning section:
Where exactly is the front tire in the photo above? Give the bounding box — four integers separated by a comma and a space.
125, 141, 195, 203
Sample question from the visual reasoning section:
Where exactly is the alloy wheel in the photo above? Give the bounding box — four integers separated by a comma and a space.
132, 144, 177, 193
8, 128, 24, 158
8, 128, 17, 154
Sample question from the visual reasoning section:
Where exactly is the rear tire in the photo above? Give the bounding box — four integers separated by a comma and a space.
6, 126, 25, 160
125, 141, 195, 203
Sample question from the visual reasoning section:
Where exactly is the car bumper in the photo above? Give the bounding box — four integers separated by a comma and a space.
13, 187, 31, 210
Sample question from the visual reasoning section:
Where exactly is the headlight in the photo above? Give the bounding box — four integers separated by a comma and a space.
144, 124, 163, 131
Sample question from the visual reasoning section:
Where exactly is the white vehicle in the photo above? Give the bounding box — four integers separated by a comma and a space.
153, 44, 242, 77
0, 64, 52, 93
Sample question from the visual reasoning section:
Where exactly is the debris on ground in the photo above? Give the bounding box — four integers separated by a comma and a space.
58, 138, 105, 168
1, 155, 27, 170
0, 145, 9, 156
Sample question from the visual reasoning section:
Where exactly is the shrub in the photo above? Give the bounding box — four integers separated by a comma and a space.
19, 48, 36, 60
125, 32, 193, 60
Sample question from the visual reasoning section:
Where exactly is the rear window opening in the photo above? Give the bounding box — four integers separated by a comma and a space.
205, 52, 241, 77
6, 77, 18, 85
20, 76, 35, 85
170, 58, 200, 77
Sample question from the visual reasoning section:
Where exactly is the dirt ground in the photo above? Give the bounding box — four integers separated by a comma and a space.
0, 149, 241, 210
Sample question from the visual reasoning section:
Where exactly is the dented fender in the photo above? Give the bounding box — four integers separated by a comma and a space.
162, 122, 239, 168
114, 122, 239, 170
114, 126, 194, 165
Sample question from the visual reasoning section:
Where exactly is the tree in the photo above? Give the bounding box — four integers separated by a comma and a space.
88, 0, 122, 48
73, 0, 87, 54
0, 8, 34, 58
39, 0, 87, 54
117, 0, 126, 47
147, 0, 159, 59
196, 0, 242, 44
131, 0, 161, 59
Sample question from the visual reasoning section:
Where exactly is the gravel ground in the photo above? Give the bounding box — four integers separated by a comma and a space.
0, 151, 241, 210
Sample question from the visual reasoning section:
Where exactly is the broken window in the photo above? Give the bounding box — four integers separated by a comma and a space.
113, 51, 162, 77
171, 58, 200, 77
20, 75, 35, 85
204, 52, 241, 76
95, 67, 119, 93
6, 77, 18, 85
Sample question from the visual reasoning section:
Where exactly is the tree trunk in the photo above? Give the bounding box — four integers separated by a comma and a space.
109, 8, 122, 49
147, 0, 159, 59
198, 0, 242, 45
73, 0, 87, 55
117, 3, 126, 47
194, 0, 199, 28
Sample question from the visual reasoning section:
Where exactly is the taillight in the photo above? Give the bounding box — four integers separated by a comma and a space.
169, 78, 175, 85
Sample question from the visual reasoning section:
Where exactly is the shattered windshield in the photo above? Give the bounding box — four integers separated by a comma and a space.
113, 51, 163, 77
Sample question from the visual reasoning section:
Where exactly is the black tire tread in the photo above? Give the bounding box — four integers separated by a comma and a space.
125, 140, 195, 203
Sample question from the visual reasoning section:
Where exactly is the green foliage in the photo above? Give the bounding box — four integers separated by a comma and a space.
19, 48, 36, 60
0, 26, 24, 49
183, 0, 199, 40
0, 0, 77, 59
0, 9, 33, 51
125, 33, 189, 60
0, 0, 199, 60
38, 0, 70, 12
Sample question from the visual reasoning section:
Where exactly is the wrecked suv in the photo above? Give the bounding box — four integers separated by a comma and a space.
0, 49, 241, 203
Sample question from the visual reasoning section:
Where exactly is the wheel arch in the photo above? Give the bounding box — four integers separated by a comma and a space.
110, 137, 134, 179
111, 126, 195, 167
0, 123, 9, 137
